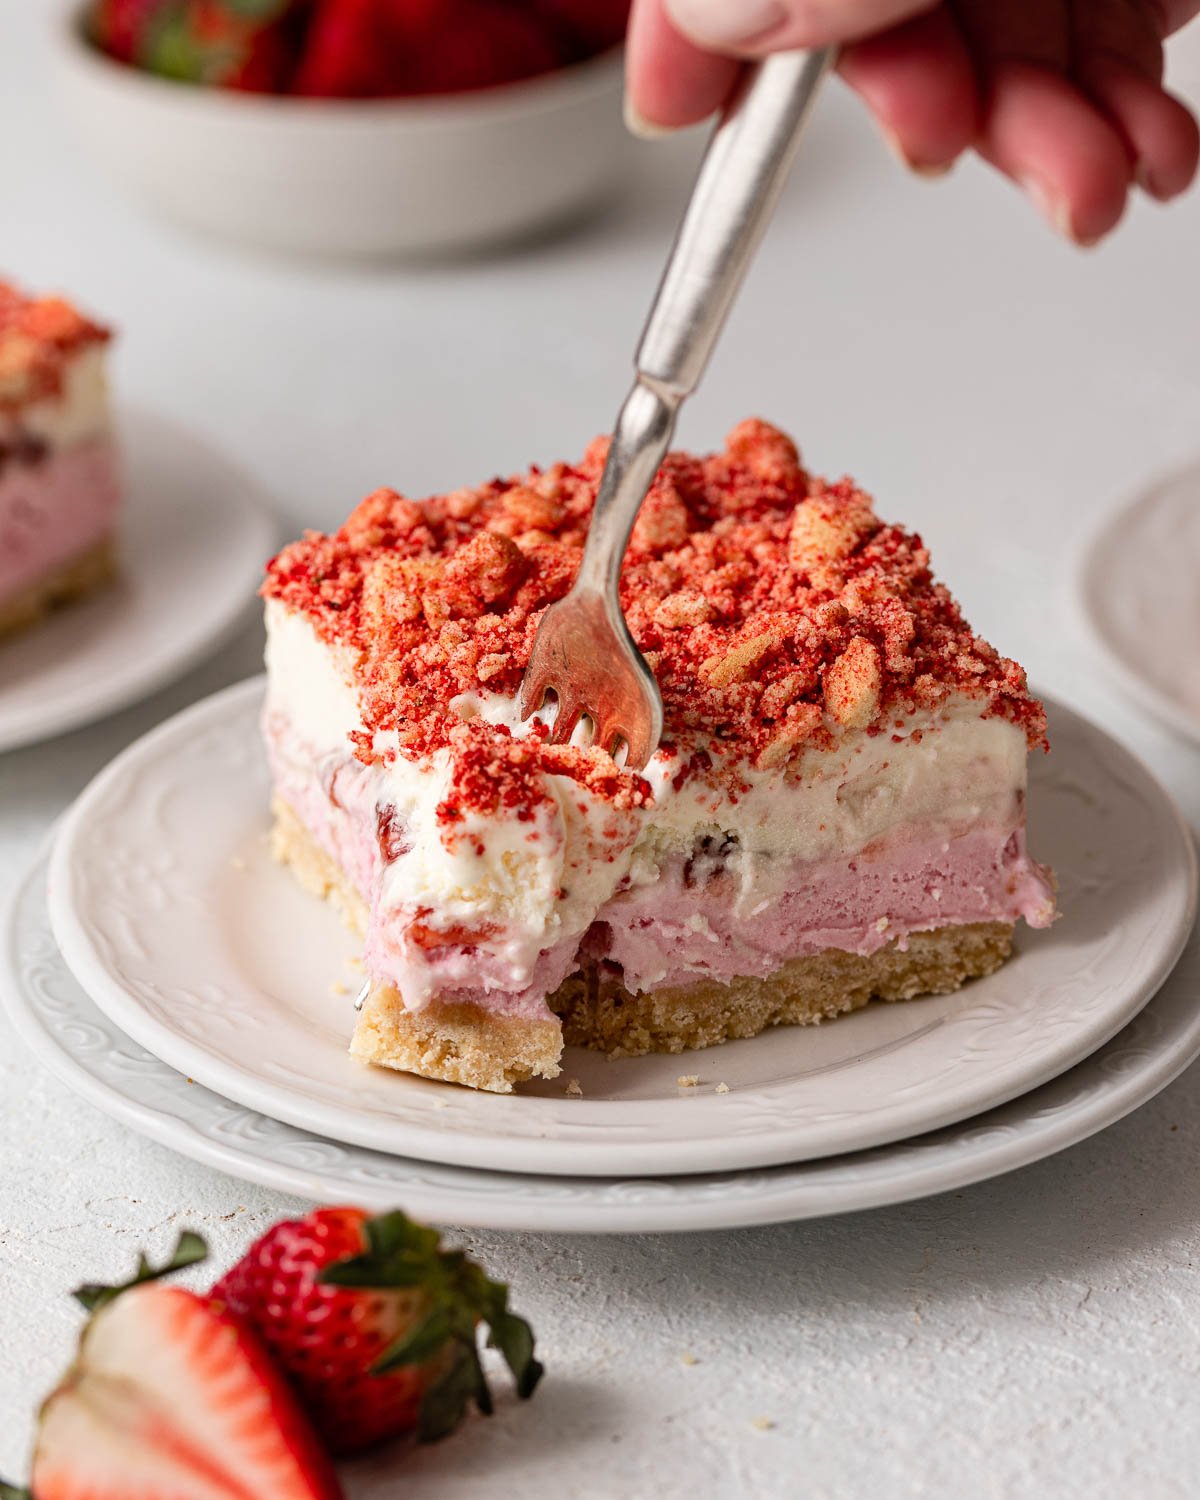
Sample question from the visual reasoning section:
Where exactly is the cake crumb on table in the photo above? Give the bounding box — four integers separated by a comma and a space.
716, 1082, 730, 1094
681, 1351, 699, 1366
565, 1078, 583, 1098
751, 1417, 775, 1432
330, 980, 349, 997
677, 1074, 700, 1088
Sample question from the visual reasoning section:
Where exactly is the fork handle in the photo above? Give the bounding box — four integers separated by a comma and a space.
637, 47, 834, 400
576, 49, 833, 597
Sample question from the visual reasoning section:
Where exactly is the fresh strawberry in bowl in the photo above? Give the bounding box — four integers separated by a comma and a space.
56, 0, 634, 257
88, 0, 300, 91
212, 1206, 543, 1455
86, 0, 631, 97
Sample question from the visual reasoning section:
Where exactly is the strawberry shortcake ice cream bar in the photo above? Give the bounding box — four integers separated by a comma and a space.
0, 281, 119, 638
262, 420, 1055, 1092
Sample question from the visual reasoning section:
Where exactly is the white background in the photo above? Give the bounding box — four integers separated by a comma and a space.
3, 1, 1200, 1494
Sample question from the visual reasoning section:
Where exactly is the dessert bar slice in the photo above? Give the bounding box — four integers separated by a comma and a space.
262, 420, 1055, 1092
0, 281, 119, 638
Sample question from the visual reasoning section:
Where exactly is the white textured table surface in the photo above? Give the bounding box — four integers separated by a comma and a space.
3, 3, 1200, 1493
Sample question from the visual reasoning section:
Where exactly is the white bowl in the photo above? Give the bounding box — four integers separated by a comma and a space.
52, 3, 633, 259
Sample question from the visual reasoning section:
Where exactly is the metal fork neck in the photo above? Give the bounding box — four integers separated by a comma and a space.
573, 378, 680, 598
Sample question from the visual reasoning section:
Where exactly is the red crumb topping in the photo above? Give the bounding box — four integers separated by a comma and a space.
263, 419, 1047, 811
0, 281, 111, 412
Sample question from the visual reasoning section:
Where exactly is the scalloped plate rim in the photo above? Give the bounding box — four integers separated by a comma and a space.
7, 847, 1200, 1233
44, 678, 1199, 1178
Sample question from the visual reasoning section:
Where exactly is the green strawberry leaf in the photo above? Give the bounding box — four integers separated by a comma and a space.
0, 1481, 33, 1498
371, 1305, 456, 1374
221, 0, 291, 20
74, 1230, 208, 1313
417, 1343, 478, 1442
365, 1210, 444, 1263
486, 1301, 544, 1399
320, 1210, 543, 1440
140, 3, 243, 85
318, 1210, 444, 1290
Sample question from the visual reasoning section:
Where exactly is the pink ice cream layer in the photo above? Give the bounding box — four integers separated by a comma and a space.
266, 712, 1056, 1022
0, 438, 120, 603
584, 823, 1055, 995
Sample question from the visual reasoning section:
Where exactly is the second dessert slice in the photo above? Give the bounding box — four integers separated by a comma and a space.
0, 280, 119, 638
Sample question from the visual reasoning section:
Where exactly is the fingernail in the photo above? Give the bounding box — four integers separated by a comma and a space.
664, 0, 787, 50
623, 94, 676, 140
1019, 173, 1079, 243
880, 125, 953, 179
1135, 160, 1174, 201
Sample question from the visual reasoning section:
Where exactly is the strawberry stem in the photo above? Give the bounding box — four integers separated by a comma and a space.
318, 1211, 543, 1441
74, 1230, 208, 1313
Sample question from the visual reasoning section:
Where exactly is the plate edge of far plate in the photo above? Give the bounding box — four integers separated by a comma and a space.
1075, 475, 1200, 748
0, 405, 277, 753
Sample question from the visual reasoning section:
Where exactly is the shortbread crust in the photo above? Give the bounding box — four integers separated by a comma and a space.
0, 536, 115, 640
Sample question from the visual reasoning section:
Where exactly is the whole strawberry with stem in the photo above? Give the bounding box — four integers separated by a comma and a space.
211, 1207, 543, 1456
0, 1231, 343, 1500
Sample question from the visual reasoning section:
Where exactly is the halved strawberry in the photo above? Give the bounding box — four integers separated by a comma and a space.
212, 1207, 542, 1455
1, 1233, 343, 1500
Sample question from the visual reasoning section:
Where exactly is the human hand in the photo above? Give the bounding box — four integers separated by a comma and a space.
626, 0, 1200, 243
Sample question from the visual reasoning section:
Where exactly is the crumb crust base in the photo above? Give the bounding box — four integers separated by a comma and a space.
0, 536, 116, 640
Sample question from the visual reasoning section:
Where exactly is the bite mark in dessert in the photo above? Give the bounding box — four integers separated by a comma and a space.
262, 420, 1055, 1092
0, 281, 119, 639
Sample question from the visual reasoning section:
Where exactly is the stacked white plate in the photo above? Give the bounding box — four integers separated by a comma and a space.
4, 681, 1197, 1233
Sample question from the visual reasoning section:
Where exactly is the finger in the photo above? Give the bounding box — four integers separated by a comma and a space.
1081, 61, 1200, 199
839, 7, 979, 173
625, 0, 740, 131
1160, 0, 1200, 32
662, 0, 938, 54
978, 62, 1133, 244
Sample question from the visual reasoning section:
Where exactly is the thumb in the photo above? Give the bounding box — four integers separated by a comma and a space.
662, 0, 939, 54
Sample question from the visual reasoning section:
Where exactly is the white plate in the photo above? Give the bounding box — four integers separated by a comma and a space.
10, 847, 1200, 1233
1079, 462, 1200, 746
0, 407, 275, 752
47, 679, 1197, 1179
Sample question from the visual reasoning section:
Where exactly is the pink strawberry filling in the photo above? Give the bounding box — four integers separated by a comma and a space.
584, 822, 1054, 994
266, 710, 1055, 1023
0, 437, 120, 603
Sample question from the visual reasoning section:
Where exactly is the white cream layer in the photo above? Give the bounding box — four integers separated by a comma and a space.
0, 346, 112, 450
265, 601, 1034, 1010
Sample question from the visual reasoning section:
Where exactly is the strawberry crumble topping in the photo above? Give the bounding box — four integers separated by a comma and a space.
262, 419, 1046, 817
0, 281, 111, 411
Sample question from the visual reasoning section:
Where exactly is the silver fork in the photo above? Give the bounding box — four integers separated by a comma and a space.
519, 48, 835, 771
